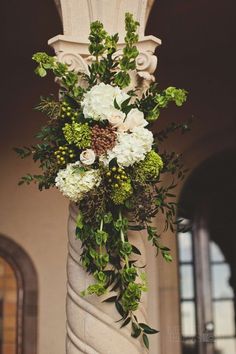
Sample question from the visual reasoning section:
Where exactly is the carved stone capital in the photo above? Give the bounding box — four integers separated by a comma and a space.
49, 34, 161, 92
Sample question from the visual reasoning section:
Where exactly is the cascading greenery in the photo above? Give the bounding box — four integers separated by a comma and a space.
15, 13, 189, 349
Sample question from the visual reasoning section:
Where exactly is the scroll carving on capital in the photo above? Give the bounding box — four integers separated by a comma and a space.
57, 52, 89, 75
136, 51, 158, 86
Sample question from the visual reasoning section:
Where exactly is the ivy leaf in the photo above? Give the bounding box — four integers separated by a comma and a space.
142, 333, 149, 349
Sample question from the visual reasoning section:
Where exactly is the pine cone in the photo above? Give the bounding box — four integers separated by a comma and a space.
91, 125, 117, 156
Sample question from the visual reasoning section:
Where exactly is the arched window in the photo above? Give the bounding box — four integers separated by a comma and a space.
0, 235, 38, 354
0, 256, 18, 354
178, 223, 236, 354
178, 150, 236, 354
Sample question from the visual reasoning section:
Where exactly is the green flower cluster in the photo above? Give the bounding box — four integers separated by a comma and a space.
63, 122, 91, 149
81, 271, 107, 296
121, 267, 137, 283
122, 282, 142, 312
155, 86, 187, 108
134, 150, 163, 184
111, 178, 133, 205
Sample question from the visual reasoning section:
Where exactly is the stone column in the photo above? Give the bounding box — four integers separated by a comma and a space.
49, 1, 161, 353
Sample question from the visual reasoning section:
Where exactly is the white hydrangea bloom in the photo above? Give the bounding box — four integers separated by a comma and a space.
55, 162, 101, 202
81, 83, 129, 121
102, 127, 154, 167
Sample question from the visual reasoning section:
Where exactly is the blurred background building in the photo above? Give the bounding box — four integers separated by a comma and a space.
0, 0, 235, 353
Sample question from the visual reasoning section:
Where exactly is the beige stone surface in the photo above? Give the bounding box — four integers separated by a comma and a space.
56, 0, 155, 42
0, 118, 68, 353
67, 204, 149, 354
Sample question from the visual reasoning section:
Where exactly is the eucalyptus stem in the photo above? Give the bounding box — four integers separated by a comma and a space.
99, 218, 104, 255
100, 218, 104, 231
119, 210, 129, 269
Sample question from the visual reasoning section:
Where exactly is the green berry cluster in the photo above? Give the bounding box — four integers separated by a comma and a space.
63, 122, 91, 149
106, 166, 128, 188
54, 146, 76, 166
60, 101, 78, 120
105, 167, 133, 204
111, 178, 133, 205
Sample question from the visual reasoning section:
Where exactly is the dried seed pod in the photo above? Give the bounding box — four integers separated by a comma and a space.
91, 125, 117, 156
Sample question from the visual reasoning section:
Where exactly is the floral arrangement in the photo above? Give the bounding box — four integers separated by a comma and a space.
15, 14, 189, 349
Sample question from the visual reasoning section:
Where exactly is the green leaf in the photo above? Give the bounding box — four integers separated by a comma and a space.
76, 212, 84, 229
131, 324, 141, 338
114, 98, 120, 110
139, 323, 159, 334
121, 96, 131, 109
111, 280, 121, 292
37, 67, 47, 77
120, 317, 131, 328
131, 245, 141, 255
142, 333, 149, 349
162, 252, 173, 263
115, 301, 127, 319
128, 225, 145, 231
102, 296, 117, 303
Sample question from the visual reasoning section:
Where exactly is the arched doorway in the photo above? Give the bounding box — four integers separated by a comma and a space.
177, 149, 236, 354
0, 235, 38, 354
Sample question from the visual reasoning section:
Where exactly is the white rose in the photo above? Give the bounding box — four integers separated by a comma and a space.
80, 149, 96, 165
125, 108, 148, 131
117, 122, 129, 132
107, 110, 125, 129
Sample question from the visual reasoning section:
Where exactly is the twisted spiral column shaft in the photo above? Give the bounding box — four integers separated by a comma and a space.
66, 203, 148, 354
